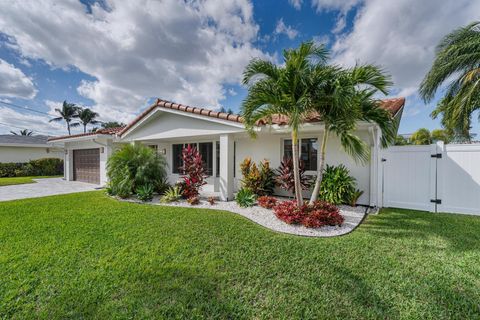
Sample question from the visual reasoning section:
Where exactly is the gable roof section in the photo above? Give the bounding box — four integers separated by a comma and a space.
0, 134, 49, 146
47, 127, 124, 142
120, 97, 405, 136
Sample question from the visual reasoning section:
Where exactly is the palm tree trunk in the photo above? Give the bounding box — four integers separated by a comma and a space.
83, 124, 87, 133
67, 121, 71, 135
309, 128, 329, 204
291, 129, 303, 206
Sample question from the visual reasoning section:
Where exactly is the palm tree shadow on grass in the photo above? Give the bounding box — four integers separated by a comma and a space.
361, 208, 480, 252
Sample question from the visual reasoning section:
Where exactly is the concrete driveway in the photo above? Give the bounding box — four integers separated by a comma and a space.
0, 178, 100, 202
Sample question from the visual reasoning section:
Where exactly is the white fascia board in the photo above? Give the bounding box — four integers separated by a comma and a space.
121, 107, 245, 139
0, 143, 52, 148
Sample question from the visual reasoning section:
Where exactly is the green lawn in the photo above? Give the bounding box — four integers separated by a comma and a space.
0, 192, 479, 319
0, 176, 62, 186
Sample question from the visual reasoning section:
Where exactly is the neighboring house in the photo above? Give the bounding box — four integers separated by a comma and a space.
0, 135, 64, 163
48, 97, 405, 206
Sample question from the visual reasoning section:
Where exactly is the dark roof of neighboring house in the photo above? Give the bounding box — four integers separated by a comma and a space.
120, 97, 405, 135
0, 134, 50, 145
47, 127, 124, 142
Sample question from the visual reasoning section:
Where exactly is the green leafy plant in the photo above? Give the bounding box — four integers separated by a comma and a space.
107, 144, 167, 198
156, 177, 170, 195
136, 184, 154, 202
235, 188, 256, 208
347, 189, 364, 207
161, 186, 182, 203
240, 158, 277, 196
0, 158, 63, 177
319, 165, 357, 205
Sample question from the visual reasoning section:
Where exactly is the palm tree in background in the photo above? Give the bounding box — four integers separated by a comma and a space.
420, 21, 480, 140
101, 121, 126, 129
10, 129, 33, 136
77, 108, 101, 133
241, 42, 328, 206
49, 101, 79, 135
308, 66, 395, 204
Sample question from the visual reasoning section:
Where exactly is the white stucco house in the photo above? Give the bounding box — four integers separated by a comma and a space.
48, 97, 405, 206
0, 135, 63, 163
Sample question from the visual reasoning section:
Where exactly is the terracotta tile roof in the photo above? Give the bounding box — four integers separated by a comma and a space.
121, 97, 404, 136
47, 127, 124, 142
256, 97, 405, 126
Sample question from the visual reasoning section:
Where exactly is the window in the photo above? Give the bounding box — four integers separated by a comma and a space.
172, 142, 214, 176
172, 144, 183, 174
283, 138, 318, 171
199, 142, 213, 176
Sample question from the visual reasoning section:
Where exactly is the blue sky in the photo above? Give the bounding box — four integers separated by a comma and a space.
0, 0, 478, 136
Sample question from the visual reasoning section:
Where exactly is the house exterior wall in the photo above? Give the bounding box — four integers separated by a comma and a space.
0, 146, 63, 163
63, 138, 115, 186
235, 129, 372, 205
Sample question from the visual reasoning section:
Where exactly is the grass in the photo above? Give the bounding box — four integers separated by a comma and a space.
0, 176, 62, 186
0, 192, 479, 319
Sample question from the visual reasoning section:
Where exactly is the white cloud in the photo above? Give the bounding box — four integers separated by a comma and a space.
0, 0, 270, 122
274, 19, 299, 40
0, 58, 37, 99
312, 0, 362, 33
0, 106, 68, 135
227, 88, 238, 96
331, 0, 480, 96
289, 0, 302, 10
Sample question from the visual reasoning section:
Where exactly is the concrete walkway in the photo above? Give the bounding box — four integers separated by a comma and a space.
0, 178, 99, 202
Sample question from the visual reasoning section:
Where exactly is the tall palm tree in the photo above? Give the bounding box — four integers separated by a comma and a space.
241, 42, 328, 206
49, 101, 80, 135
77, 108, 101, 133
308, 65, 394, 204
420, 21, 480, 140
10, 129, 33, 136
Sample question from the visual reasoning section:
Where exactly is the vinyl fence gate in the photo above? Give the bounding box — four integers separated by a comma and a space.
381, 142, 480, 215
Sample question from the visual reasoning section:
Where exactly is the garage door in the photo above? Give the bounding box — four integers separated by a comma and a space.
73, 149, 100, 184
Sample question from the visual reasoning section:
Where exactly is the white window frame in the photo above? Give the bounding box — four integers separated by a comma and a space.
281, 136, 319, 175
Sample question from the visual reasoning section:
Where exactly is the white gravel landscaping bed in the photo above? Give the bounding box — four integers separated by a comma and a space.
121, 195, 369, 237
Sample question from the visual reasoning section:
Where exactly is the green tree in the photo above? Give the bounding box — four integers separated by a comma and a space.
49, 101, 80, 135
394, 135, 409, 146
10, 129, 33, 136
410, 128, 432, 145
431, 129, 450, 143
420, 22, 480, 140
101, 121, 126, 129
241, 42, 328, 206
308, 66, 394, 204
77, 108, 101, 133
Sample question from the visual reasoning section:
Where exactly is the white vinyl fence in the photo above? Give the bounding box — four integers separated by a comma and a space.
381, 142, 480, 215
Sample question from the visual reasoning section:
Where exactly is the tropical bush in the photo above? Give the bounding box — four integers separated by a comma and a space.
240, 158, 276, 196
257, 196, 277, 209
160, 186, 182, 203
235, 188, 256, 208
136, 184, 154, 202
180, 144, 207, 199
273, 200, 344, 228
207, 196, 217, 205
318, 165, 359, 205
107, 144, 167, 198
276, 157, 310, 194
187, 196, 200, 205
0, 158, 63, 177
347, 189, 364, 207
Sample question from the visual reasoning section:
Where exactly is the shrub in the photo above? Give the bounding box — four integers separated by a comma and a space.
0, 158, 63, 177
273, 200, 344, 228
257, 196, 278, 209
276, 156, 310, 193
207, 196, 217, 205
240, 158, 276, 196
235, 188, 256, 208
156, 177, 170, 195
136, 184, 154, 202
187, 196, 200, 205
161, 186, 182, 203
107, 144, 167, 197
347, 189, 364, 207
180, 144, 207, 199
319, 165, 357, 205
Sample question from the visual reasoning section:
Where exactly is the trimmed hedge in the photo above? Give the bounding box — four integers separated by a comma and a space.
0, 158, 63, 177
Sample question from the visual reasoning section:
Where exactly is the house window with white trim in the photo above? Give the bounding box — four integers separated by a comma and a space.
283, 138, 318, 171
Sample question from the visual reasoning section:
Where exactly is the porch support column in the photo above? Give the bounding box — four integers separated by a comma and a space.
219, 134, 234, 201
